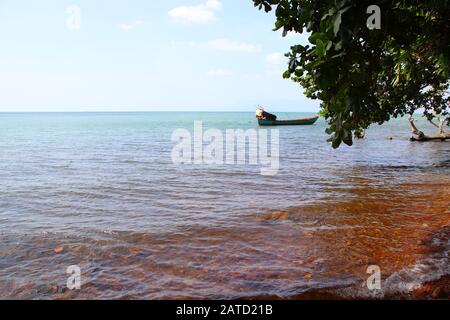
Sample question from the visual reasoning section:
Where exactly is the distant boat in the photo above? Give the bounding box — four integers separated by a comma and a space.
258, 116, 319, 126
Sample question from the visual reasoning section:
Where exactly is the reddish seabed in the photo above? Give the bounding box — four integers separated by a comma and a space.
0, 175, 448, 299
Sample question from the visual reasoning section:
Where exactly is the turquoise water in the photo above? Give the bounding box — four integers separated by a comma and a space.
0, 112, 448, 299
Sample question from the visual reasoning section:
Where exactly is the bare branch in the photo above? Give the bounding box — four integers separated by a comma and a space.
427, 118, 440, 128
408, 115, 424, 138
438, 118, 448, 135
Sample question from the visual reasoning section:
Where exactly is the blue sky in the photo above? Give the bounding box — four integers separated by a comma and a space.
0, 0, 319, 112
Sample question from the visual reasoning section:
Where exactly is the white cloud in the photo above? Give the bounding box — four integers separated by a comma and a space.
265, 52, 287, 77
208, 38, 261, 53
119, 24, 133, 31
204, 0, 222, 10
243, 73, 263, 80
207, 68, 233, 77
119, 20, 146, 31
168, 0, 223, 24
265, 52, 284, 65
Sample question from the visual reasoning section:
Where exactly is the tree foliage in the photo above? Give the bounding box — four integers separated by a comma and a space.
253, 0, 450, 147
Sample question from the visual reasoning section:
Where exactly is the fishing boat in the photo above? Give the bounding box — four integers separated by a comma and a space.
256, 106, 319, 126
258, 116, 319, 126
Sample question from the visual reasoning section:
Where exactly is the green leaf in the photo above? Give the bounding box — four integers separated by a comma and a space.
332, 136, 342, 149
308, 32, 327, 45
288, 58, 297, 72
294, 68, 304, 77
315, 39, 324, 56
333, 12, 342, 36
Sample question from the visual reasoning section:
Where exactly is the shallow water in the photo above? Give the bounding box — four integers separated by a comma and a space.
0, 112, 448, 299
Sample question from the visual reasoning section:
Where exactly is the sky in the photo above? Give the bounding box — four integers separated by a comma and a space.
0, 0, 319, 112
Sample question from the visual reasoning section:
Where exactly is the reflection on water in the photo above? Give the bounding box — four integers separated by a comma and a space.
0, 113, 448, 299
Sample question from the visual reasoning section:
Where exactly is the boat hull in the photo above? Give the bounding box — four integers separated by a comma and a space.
258, 116, 319, 126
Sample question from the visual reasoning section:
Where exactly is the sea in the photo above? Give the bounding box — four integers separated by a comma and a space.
0, 112, 448, 299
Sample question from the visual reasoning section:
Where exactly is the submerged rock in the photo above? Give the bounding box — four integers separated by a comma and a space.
54, 246, 64, 254
261, 211, 289, 221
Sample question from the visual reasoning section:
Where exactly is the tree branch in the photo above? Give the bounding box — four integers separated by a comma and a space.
408, 115, 424, 138
427, 118, 440, 129
438, 118, 448, 135
408, 115, 450, 141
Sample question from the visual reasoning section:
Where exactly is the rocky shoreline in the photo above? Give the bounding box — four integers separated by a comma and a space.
244, 275, 449, 300
393, 275, 449, 300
